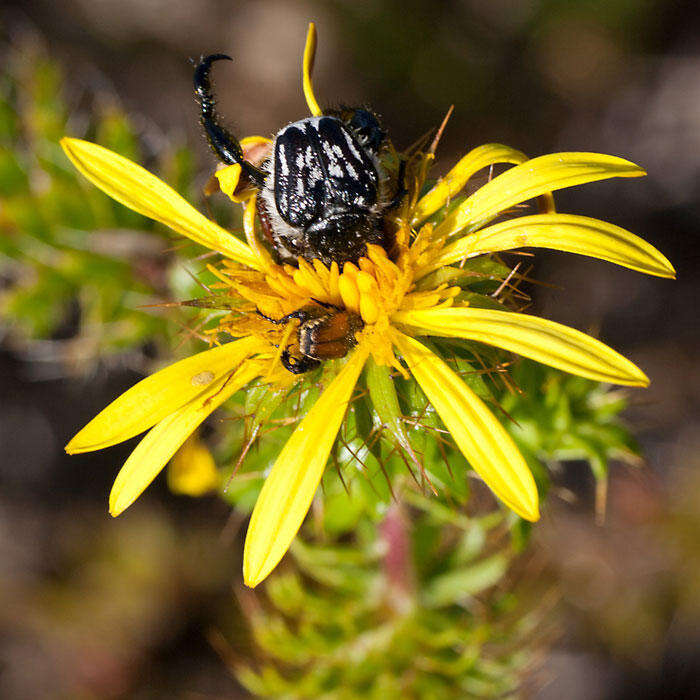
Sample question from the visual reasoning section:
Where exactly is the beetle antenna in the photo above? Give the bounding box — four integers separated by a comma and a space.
193, 54, 266, 187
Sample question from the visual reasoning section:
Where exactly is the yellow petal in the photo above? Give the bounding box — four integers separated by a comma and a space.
393, 332, 538, 521
216, 136, 273, 202
167, 432, 220, 496
239, 135, 274, 159
243, 196, 275, 269
394, 307, 649, 386
215, 164, 243, 199
302, 22, 323, 117
433, 152, 646, 239
109, 363, 259, 516
427, 213, 675, 279
243, 346, 369, 587
66, 337, 263, 453
411, 143, 529, 226
61, 137, 260, 269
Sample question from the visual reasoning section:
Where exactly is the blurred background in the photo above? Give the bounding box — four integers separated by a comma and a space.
0, 0, 698, 697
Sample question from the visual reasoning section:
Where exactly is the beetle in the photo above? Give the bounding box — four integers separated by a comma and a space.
257, 302, 364, 374
193, 53, 405, 267
193, 53, 404, 374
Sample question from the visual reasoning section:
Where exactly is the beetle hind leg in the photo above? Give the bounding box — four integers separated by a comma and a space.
193, 54, 266, 188
281, 350, 320, 374
256, 309, 309, 325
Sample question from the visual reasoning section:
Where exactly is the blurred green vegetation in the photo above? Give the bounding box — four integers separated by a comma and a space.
0, 39, 208, 373
231, 506, 540, 699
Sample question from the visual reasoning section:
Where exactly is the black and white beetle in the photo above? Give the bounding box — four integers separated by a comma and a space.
193, 54, 406, 267
193, 53, 405, 374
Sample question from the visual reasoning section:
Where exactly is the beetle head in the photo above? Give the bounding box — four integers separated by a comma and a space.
347, 109, 386, 154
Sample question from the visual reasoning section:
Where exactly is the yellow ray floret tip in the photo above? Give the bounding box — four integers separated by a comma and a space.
394, 307, 650, 387
425, 213, 676, 280
303, 22, 323, 117
243, 347, 369, 587
392, 332, 539, 522
108, 363, 260, 517
60, 137, 260, 269
64, 338, 262, 454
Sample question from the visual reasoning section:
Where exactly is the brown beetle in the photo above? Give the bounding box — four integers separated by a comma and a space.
258, 302, 363, 374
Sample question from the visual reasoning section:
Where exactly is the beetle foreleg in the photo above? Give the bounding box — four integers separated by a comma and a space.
256, 309, 309, 325
309, 298, 342, 311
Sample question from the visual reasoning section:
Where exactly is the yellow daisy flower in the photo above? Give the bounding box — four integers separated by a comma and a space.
61, 23, 674, 588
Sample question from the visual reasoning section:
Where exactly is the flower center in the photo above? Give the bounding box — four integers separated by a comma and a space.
204, 216, 461, 377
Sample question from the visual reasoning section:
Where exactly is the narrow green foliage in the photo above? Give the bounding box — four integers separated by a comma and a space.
365, 357, 417, 461
502, 358, 639, 502
0, 40, 203, 371
229, 500, 542, 699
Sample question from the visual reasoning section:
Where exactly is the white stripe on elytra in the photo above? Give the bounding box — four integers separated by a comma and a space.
278, 147, 290, 177
342, 129, 363, 161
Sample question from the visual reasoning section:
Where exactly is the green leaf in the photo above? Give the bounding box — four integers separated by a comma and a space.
423, 554, 509, 607
244, 383, 289, 430
364, 357, 416, 459
414, 257, 510, 292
